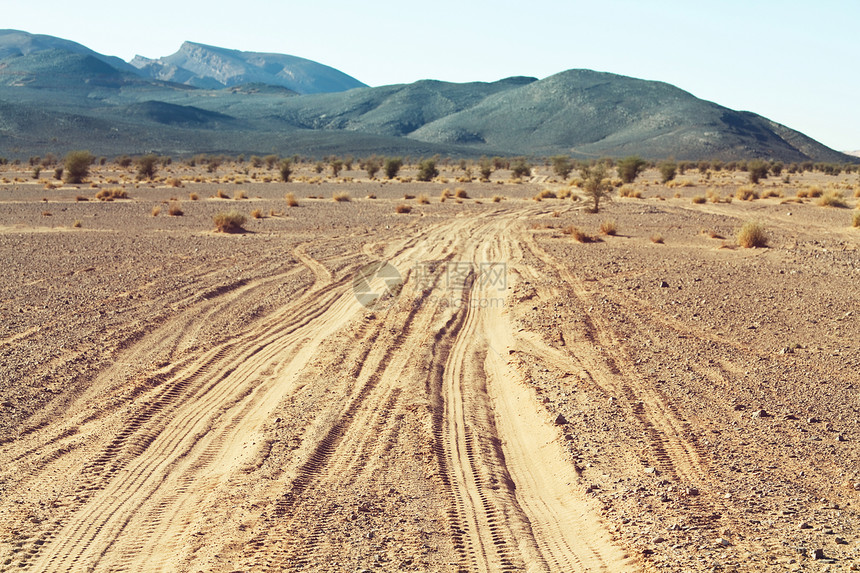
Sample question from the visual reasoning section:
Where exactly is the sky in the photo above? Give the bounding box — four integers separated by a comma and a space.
3, 0, 858, 151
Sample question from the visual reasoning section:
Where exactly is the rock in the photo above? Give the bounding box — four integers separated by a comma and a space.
717, 537, 731, 547
653, 536, 666, 544
554, 413, 568, 425
812, 548, 825, 560
752, 409, 769, 418
837, 434, 847, 442
685, 487, 700, 497
835, 537, 848, 545
659, 281, 669, 288
808, 417, 820, 424
798, 521, 813, 530
644, 467, 657, 475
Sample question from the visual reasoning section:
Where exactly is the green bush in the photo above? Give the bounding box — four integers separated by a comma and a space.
417, 159, 439, 181
658, 161, 677, 184
580, 163, 613, 213
64, 150, 94, 184
279, 159, 293, 182
384, 157, 403, 179
550, 156, 573, 179
511, 158, 531, 179
617, 156, 648, 183
137, 154, 159, 180
748, 160, 769, 184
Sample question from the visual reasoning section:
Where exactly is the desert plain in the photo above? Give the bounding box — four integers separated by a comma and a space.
0, 160, 859, 572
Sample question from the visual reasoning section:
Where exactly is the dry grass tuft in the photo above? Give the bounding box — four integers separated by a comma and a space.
818, 191, 848, 208
95, 187, 128, 201
332, 191, 351, 202
189, 192, 199, 201
285, 192, 299, 207
403, 194, 415, 200
853, 212, 860, 228
167, 177, 183, 188
735, 186, 759, 201
692, 195, 706, 204
234, 190, 247, 200
151, 206, 161, 217
72, 220, 82, 228
417, 194, 430, 204
492, 195, 503, 203
75, 195, 88, 202
395, 203, 412, 214
538, 189, 557, 199
167, 201, 183, 216
736, 221, 768, 248
563, 225, 596, 243
216, 189, 230, 199
599, 220, 618, 235
650, 234, 664, 244
619, 186, 643, 198
213, 211, 247, 233
251, 209, 263, 219
455, 188, 468, 199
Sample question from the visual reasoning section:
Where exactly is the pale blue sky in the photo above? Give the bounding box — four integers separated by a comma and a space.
4, 0, 858, 151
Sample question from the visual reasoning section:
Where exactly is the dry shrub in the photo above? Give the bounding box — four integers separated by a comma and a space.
72, 220, 82, 228
563, 225, 595, 243
440, 188, 452, 199
854, 186, 860, 198
538, 189, 557, 199
558, 188, 572, 199
168, 201, 184, 216
332, 191, 351, 202
216, 189, 230, 199
234, 190, 246, 200
818, 191, 848, 208
599, 220, 618, 235
853, 212, 860, 228
251, 209, 263, 219
804, 185, 824, 198
95, 187, 128, 201
417, 194, 430, 204
167, 177, 183, 188
395, 203, 412, 214
551, 211, 560, 218
736, 186, 759, 201
650, 234, 664, 244
761, 189, 783, 199
213, 211, 247, 233
403, 194, 415, 200
736, 221, 768, 248
151, 206, 161, 217
189, 192, 199, 201
492, 195, 503, 203
619, 186, 642, 198
285, 192, 299, 207
365, 193, 377, 199
455, 188, 468, 198
75, 195, 88, 202
692, 195, 706, 204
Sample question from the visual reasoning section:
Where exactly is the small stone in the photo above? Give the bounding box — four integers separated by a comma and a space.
554, 413, 568, 425
717, 537, 731, 547
653, 536, 666, 544
659, 281, 669, 288
798, 521, 813, 530
835, 537, 848, 545
685, 487, 700, 497
752, 409, 769, 418
812, 548, 825, 560
837, 434, 847, 442
644, 467, 657, 474
808, 417, 820, 424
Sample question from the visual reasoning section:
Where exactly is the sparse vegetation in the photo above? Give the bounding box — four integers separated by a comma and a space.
599, 220, 618, 235
95, 187, 128, 201
650, 233, 664, 244
748, 160, 769, 184
563, 225, 596, 243
658, 161, 677, 184
455, 188, 468, 199
251, 209, 263, 219
492, 195, 503, 203
234, 190, 246, 200
151, 206, 161, 217
64, 150, 94, 184
279, 159, 293, 182
213, 211, 247, 233
736, 186, 759, 201
167, 201, 183, 216
417, 159, 439, 182
616, 156, 647, 183
137, 154, 159, 180
551, 156, 573, 179
217, 189, 230, 199
853, 212, 860, 228
818, 191, 848, 208
417, 194, 429, 204
395, 203, 412, 214
580, 163, 613, 213
692, 195, 706, 204
333, 191, 351, 202
384, 158, 403, 179
285, 192, 299, 207
736, 221, 768, 248
189, 193, 199, 201
511, 158, 531, 179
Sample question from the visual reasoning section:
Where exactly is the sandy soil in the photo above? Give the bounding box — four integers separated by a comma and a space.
0, 162, 859, 572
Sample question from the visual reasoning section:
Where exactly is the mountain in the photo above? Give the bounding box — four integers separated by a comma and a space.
130, 42, 367, 94
0, 29, 139, 74
0, 31, 854, 163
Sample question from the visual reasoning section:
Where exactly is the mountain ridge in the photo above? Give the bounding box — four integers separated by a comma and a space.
0, 30, 854, 163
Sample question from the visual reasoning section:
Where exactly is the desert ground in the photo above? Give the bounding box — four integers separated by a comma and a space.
0, 159, 859, 572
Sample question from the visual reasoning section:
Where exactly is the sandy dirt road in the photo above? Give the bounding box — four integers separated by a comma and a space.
0, 207, 640, 572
